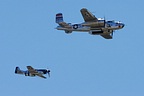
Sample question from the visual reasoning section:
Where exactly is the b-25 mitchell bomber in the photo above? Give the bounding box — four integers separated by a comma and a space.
15, 66, 50, 79
56, 8, 125, 39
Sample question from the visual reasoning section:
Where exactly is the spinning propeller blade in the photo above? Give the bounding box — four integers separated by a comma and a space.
112, 31, 113, 36
47, 69, 50, 77
111, 31, 115, 38
104, 16, 106, 27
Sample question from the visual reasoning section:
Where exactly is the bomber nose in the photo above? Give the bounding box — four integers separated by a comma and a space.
119, 23, 125, 28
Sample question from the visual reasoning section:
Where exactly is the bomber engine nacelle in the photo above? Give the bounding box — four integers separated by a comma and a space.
65, 30, 72, 34
89, 30, 103, 35
82, 19, 105, 27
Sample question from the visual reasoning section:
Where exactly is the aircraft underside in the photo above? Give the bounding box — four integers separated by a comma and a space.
57, 27, 114, 35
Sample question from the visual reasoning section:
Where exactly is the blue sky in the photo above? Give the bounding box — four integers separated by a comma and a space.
0, 0, 144, 96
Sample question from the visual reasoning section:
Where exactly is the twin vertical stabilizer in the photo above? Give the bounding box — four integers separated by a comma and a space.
56, 13, 63, 23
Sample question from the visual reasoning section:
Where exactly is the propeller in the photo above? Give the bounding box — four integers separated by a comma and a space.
104, 16, 106, 27
112, 31, 113, 37
111, 30, 115, 38
47, 69, 50, 77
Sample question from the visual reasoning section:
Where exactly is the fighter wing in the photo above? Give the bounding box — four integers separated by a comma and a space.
27, 66, 46, 79
101, 34, 112, 39
36, 74, 46, 79
27, 66, 37, 74
80, 8, 98, 22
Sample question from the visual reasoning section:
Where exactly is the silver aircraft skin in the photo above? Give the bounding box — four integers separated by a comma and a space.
15, 66, 50, 79
56, 8, 125, 39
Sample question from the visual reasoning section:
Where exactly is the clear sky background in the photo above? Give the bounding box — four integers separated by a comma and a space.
0, 0, 144, 96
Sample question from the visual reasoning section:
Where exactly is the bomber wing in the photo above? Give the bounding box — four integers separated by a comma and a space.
80, 8, 98, 22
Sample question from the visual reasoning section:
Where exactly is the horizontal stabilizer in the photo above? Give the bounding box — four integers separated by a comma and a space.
56, 13, 71, 28
15, 67, 24, 74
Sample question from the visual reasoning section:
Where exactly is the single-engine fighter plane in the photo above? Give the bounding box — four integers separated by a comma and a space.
56, 8, 125, 39
15, 66, 50, 79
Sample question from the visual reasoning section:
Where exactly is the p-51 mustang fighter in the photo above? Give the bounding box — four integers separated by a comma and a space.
56, 8, 125, 39
15, 66, 50, 79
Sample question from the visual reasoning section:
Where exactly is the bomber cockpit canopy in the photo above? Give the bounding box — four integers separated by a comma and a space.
107, 20, 121, 24
107, 20, 115, 23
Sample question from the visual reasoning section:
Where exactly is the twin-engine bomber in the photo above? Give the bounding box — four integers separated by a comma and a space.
56, 8, 125, 39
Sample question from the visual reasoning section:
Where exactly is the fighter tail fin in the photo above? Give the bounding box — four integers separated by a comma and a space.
56, 13, 64, 23
15, 67, 20, 73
